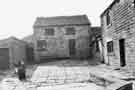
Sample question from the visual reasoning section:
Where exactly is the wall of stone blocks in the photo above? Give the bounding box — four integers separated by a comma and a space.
0, 39, 27, 68
9, 40, 27, 68
34, 25, 90, 61
101, 0, 135, 69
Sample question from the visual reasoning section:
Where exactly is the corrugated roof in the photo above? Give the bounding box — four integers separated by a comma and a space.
34, 15, 91, 27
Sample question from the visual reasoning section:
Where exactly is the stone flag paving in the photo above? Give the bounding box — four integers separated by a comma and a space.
0, 60, 133, 90
0, 77, 104, 90
31, 66, 90, 84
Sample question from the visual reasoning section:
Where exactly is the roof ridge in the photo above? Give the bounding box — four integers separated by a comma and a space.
36, 14, 87, 19
34, 15, 90, 27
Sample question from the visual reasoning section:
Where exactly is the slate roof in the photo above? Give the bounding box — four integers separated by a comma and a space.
34, 15, 91, 27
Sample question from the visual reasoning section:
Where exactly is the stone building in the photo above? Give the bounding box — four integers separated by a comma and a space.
0, 37, 27, 69
101, 0, 135, 70
33, 15, 91, 62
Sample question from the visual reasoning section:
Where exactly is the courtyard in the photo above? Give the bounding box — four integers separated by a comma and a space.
0, 59, 134, 90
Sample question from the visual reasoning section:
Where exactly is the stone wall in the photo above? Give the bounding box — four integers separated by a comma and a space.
101, 0, 135, 69
0, 38, 27, 69
34, 25, 90, 61
10, 40, 26, 65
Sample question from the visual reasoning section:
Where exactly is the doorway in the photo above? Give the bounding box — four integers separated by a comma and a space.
0, 48, 9, 69
69, 39, 76, 57
119, 39, 126, 67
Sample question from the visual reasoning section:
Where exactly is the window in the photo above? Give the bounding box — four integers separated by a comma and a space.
37, 40, 47, 51
107, 41, 113, 53
45, 28, 54, 35
65, 27, 75, 35
106, 11, 111, 25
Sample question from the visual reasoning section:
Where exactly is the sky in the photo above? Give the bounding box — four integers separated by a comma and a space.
0, 0, 113, 39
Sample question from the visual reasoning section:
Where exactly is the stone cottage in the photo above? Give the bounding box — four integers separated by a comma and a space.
101, 0, 135, 70
0, 37, 27, 69
33, 15, 91, 62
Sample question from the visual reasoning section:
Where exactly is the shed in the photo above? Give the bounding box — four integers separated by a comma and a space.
0, 37, 27, 69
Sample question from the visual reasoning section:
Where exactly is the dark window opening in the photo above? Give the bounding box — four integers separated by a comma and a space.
45, 28, 54, 35
107, 41, 113, 53
37, 40, 47, 51
66, 27, 76, 35
106, 11, 111, 25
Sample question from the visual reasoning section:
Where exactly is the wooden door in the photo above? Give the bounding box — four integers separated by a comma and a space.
119, 39, 126, 67
69, 39, 76, 57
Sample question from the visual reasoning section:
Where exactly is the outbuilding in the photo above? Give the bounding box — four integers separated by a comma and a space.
0, 37, 27, 69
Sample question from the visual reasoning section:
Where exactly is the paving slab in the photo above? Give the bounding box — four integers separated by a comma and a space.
1, 60, 134, 90
37, 83, 104, 90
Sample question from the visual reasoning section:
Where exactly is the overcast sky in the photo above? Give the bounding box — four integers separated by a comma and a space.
0, 0, 113, 39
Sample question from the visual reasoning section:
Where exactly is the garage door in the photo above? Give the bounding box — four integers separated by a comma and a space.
0, 48, 9, 69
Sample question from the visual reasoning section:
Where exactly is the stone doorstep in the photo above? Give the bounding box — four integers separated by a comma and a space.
89, 70, 125, 86
88, 73, 133, 90
88, 66, 135, 89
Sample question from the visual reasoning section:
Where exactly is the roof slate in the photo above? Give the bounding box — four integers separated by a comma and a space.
34, 15, 90, 27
